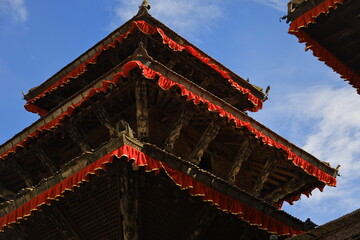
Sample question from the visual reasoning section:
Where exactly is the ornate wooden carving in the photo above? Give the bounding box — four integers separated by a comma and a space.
252, 157, 278, 197
67, 125, 91, 153
9, 158, 33, 188
227, 137, 256, 184
135, 79, 149, 141
52, 207, 81, 240
119, 163, 139, 240
93, 105, 116, 137
0, 182, 15, 200
264, 176, 311, 204
34, 147, 58, 175
189, 120, 220, 165
162, 104, 194, 152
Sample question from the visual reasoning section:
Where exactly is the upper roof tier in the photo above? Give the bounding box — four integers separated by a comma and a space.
287, 0, 360, 93
23, 7, 265, 117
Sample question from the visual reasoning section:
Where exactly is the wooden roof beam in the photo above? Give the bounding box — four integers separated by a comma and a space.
188, 119, 220, 165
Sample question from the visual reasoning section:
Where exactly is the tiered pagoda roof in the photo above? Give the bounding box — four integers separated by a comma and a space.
0, 5, 338, 239
287, 0, 360, 93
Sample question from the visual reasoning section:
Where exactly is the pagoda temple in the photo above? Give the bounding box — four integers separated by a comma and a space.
0, 3, 338, 240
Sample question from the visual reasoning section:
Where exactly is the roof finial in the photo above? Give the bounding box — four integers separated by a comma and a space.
141, 0, 151, 10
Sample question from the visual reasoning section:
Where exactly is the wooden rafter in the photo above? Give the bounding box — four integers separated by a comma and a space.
189, 119, 220, 165
252, 157, 278, 197
162, 104, 194, 152
227, 137, 257, 184
135, 78, 149, 141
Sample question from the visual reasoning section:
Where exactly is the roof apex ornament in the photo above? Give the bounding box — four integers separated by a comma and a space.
141, 0, 151, 10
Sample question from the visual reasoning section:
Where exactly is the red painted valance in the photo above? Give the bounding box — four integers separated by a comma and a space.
289, 0, 360, 93
25, 20, 263, 116
0, 145, 304, 237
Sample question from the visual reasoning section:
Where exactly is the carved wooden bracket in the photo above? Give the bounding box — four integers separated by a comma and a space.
252, 157, 278, 197
162, 104, 194, 152
93, 105, 116, 137
66, 125, 92, 153
34, 147, 58, 175
9, 158, 33, 188
189, 119, 220, 165
227, 137, 257, 184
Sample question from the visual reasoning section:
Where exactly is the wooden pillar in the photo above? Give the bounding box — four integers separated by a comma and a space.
189, 120, 220, 165
227, 137, 256, 184
162, 104, 194, 152
119, 163, 139, 240
252, 157, 278, 197
34, 147, 58, 175
135, 79, 149, 141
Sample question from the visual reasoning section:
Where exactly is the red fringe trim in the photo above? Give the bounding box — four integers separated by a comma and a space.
1, 59, 335, 206
289, 0, 360, 93
25, 20, 263, 116
0, 145, 304, 237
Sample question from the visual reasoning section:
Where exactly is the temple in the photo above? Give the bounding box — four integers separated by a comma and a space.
0, 3, 338, 240
286, 0, 360, 239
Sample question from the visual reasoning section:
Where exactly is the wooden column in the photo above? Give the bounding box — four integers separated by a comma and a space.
227, 137, 256, 184
162, 104, 194, 152
119, 163, 139, 240
34, 147, 58, 175
252, 157, 278, 197
135, 79, 149, 141
67, 125, 91, 152
189, 120, 220, 165
93, 105, 116, 137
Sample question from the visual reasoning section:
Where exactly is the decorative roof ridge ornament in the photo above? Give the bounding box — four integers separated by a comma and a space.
141, 0, 151, 10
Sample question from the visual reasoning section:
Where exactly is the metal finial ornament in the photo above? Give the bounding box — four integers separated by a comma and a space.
142, 0, 151, 10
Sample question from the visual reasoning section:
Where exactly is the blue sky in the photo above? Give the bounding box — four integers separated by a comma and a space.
1, 0, 360, 226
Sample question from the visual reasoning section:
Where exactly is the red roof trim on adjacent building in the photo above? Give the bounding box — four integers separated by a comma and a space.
25, 20, 263, 116
0, 145, 304, 237
288, 0, 360, 93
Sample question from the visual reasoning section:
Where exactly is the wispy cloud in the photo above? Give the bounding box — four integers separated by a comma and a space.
279, 86, 360, 223
0, 0, 27, 22
110, 0, 223, 35
249, 0, 288, 12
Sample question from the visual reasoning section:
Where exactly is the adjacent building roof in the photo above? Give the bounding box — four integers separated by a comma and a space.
287, 0, 360, 93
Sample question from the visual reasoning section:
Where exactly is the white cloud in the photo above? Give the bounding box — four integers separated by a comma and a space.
249, 0, 288, 12
0, 0, 27, 22
110, 0, 223, 34
279, 86, 360, 223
